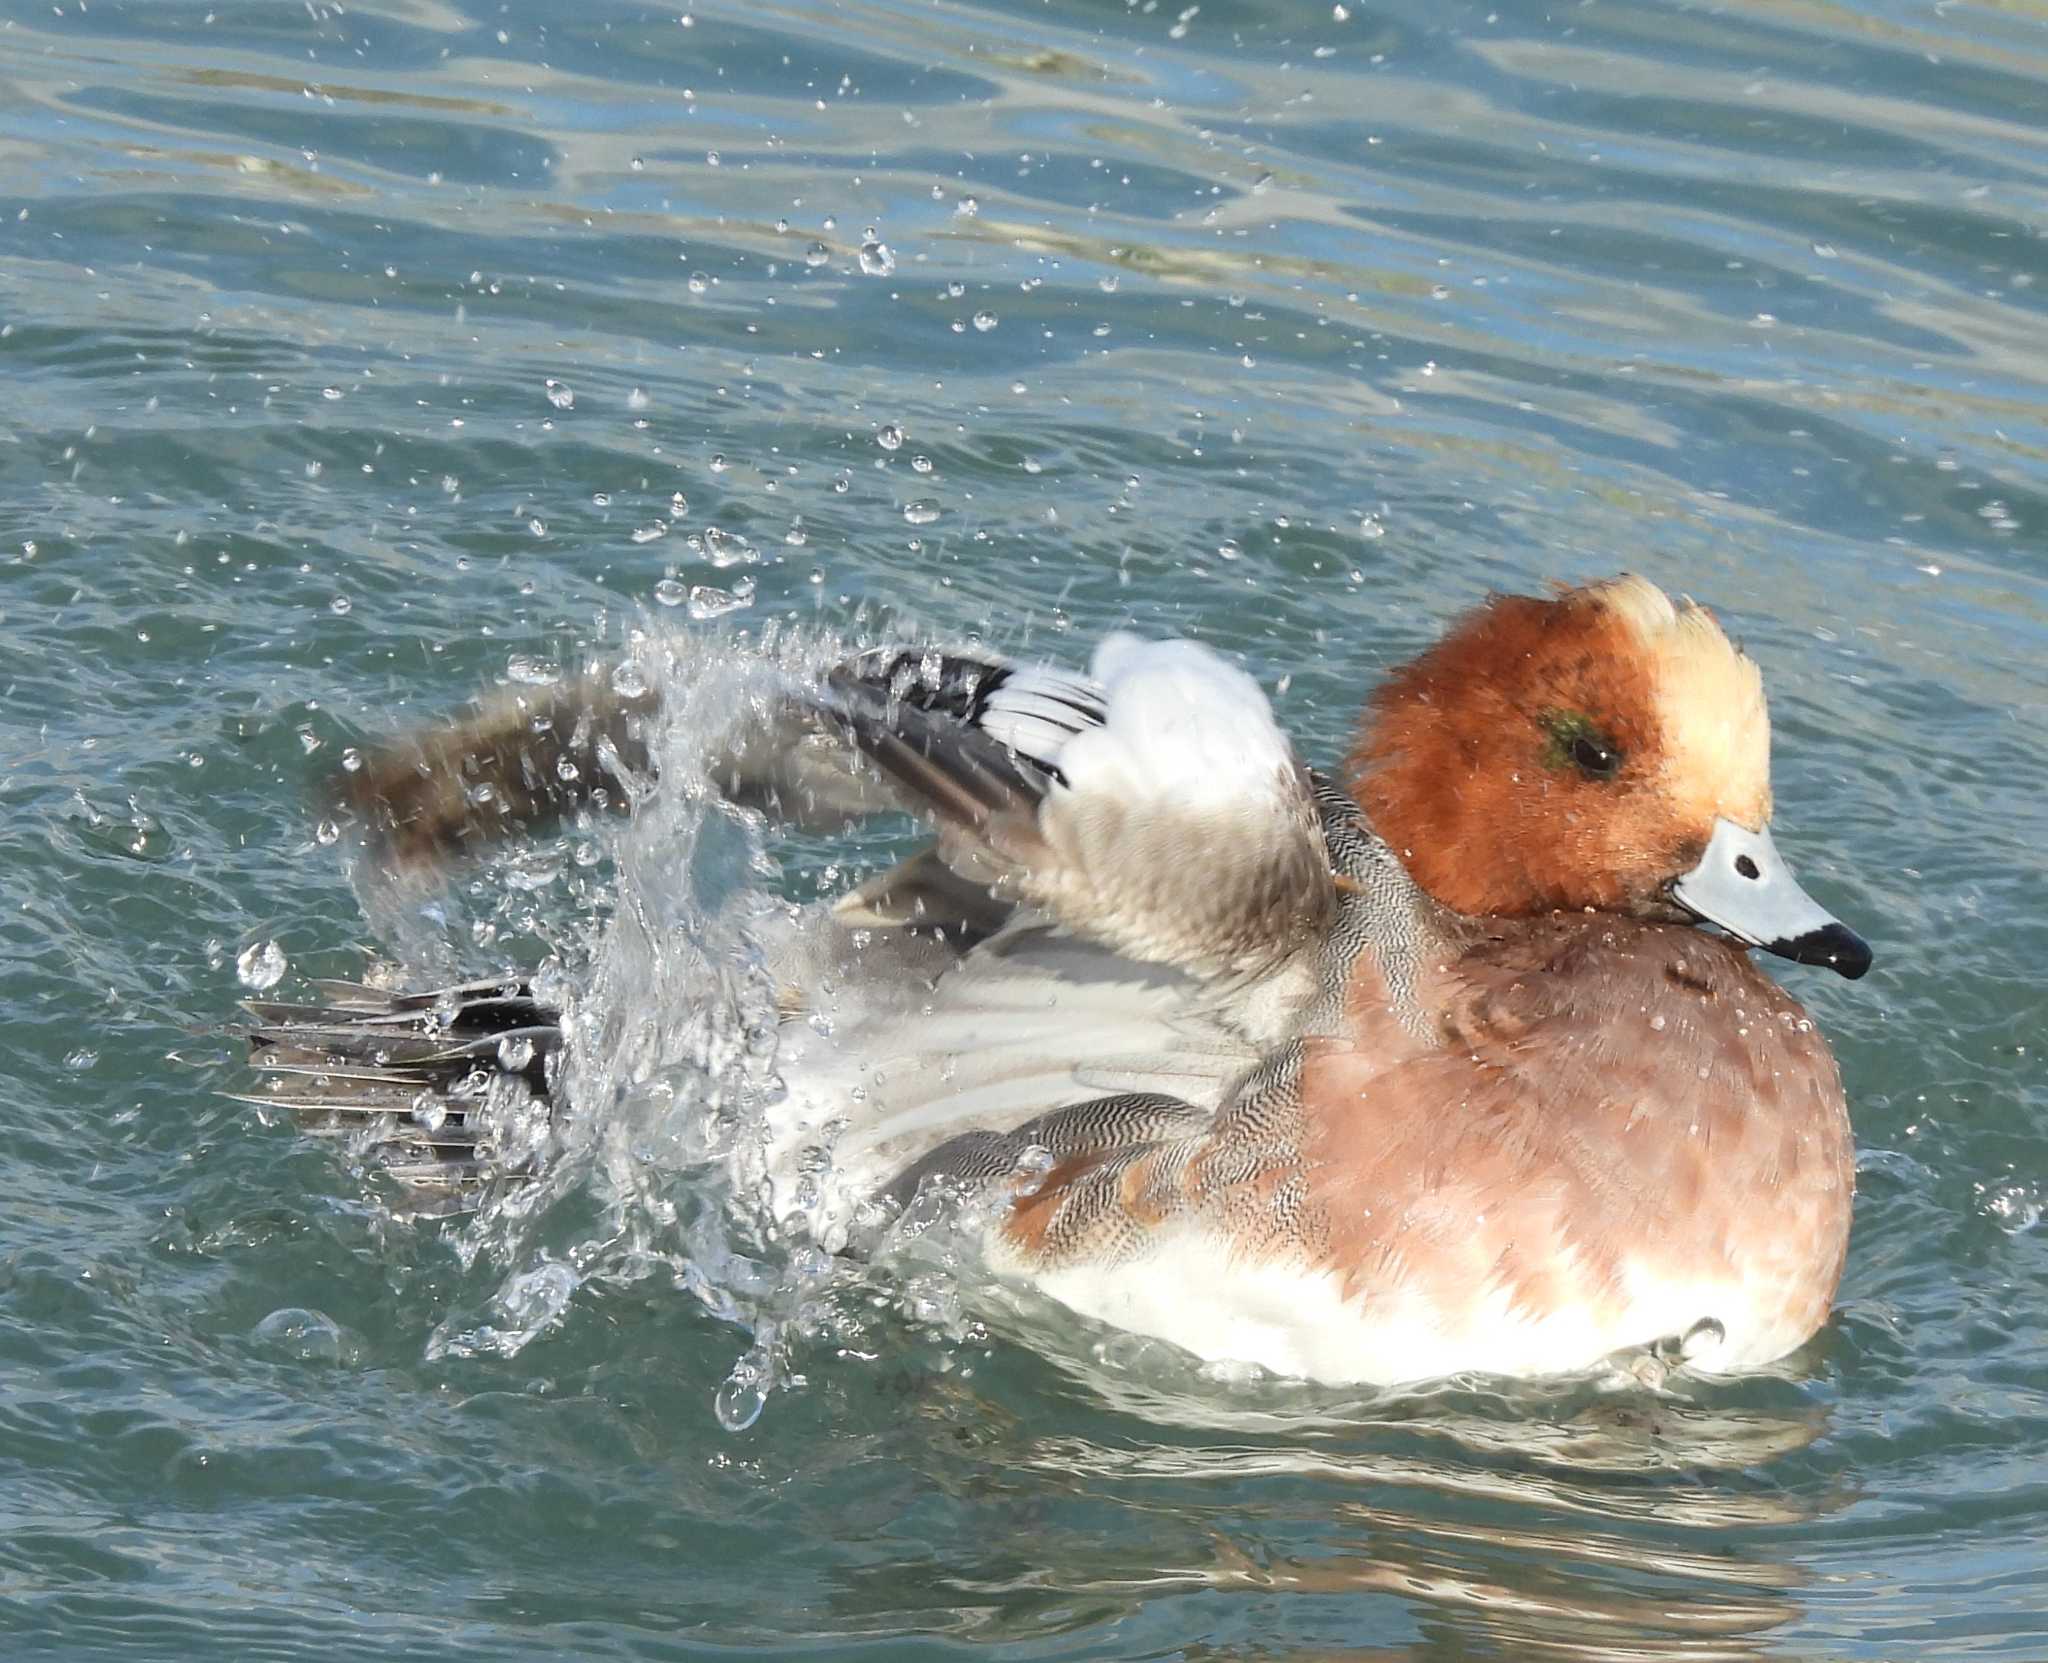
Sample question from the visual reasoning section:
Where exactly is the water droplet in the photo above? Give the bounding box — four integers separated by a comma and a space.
329, 595, 352, 615
544, 378, 573, 410
903, 500, 940, 526
715, 1355, 768, 1431
910, 454, 934, 474
954, 196, 979, 217
803, 241, 829, 267
631, 522, 668, 544
528, 517, 548, 538
497, 1034, 535, 1071
506, 655, 560, 686
704, 526, 758, 566
253, 1308, 355, 1365
1099, 272, 1120, 293
876, 423, 904, 451
972, 310, 997, 332
858, 237, 896, 277
64, 1048, 97, 1071
654, 577, 688, 607
238, 939, 287, 990
687, 582, 753, 620
315, 819, 341, 846
687, 270, 710, 294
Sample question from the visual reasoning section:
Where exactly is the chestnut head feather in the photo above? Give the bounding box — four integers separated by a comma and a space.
1350, 575, 1771, 919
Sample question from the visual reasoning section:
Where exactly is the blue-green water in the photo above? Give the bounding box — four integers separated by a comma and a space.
4, 0, 2047, 1656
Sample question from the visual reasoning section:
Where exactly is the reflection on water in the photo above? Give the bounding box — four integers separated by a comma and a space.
788, 1354, 1840, 1658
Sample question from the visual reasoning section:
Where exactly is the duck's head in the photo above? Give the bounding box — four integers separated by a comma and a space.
1350, 574, 1870, 978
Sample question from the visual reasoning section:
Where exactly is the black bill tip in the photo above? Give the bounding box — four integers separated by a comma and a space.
1766, 921, 1872, 980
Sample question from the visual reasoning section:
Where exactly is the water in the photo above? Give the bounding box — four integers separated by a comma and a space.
3, 0, 2046, 1655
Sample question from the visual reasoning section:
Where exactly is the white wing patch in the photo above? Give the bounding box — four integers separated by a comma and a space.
1062, 634, 1302, 810
973, 664, 1106, 764
1010, 636, 1334, 980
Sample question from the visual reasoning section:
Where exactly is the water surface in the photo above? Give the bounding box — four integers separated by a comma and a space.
3, 0, 2047, 1657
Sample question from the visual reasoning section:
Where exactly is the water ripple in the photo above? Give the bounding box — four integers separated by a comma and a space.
3, 0, 2047, 1656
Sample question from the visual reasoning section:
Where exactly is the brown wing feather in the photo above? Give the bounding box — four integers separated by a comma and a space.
334, 673, 659, 870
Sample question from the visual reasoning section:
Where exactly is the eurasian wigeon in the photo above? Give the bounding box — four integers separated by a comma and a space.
246, 574, 1869, 1387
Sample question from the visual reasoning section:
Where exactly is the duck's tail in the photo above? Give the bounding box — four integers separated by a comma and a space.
234, 977, 563, 1205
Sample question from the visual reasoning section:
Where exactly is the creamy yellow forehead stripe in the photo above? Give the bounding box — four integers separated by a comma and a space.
1583, 574, 1773, 829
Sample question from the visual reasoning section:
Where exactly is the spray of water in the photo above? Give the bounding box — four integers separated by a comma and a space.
333, 622, 903, 1428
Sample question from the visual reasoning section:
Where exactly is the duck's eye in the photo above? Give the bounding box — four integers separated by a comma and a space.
1567, 732, 1622, 779
1539, 710, 1626, 780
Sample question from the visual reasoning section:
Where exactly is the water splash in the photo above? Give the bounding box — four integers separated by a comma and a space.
237, 939, 287, 990
335, 627, 880, 1415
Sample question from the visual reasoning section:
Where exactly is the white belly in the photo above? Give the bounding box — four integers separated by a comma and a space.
1009, 1229, 1786, 1386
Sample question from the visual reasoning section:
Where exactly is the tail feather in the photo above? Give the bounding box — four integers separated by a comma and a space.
242, 979, 564, 1199
298, 975, 543, 1012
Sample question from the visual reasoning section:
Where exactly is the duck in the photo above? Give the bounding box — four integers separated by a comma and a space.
244, 573, 1870, 1388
